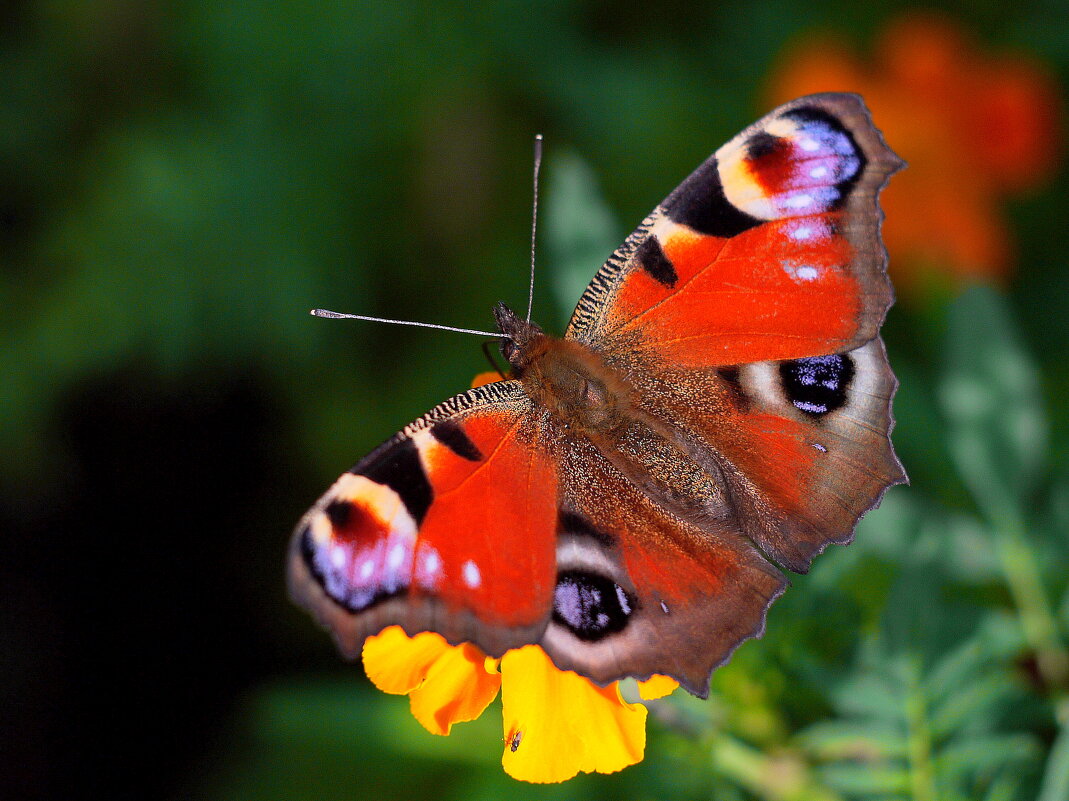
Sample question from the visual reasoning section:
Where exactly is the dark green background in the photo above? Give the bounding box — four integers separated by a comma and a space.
4, 2, 1069, 800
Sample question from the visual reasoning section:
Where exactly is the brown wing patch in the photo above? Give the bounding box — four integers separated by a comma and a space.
539, 435, 785, 697
611, 339, 905, 574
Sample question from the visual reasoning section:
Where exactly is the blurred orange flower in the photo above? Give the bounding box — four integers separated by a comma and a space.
363, 626, 677, 783
768, 12, 1062, 292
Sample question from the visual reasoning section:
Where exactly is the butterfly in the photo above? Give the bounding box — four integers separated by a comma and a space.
289, 93, 906, 697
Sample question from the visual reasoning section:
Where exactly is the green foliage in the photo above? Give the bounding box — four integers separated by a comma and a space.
43, 126, 1069, 801
4, 3, 1069, 801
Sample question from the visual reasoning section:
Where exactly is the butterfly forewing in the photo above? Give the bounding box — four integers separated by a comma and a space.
566, 93, 903, 366
289, 380, 559, 658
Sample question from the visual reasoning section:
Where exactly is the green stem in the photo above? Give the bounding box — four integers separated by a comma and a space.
905, 658, 940, 801
1037, 701, 1069, 801
710, 734, 845, 801
991, 510, 1068, 689
956, 445, 1068, 688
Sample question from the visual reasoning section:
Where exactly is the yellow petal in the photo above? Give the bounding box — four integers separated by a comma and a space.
637, 674, 679, 700
409, 642, 502, 735
500, 645, 647, 783
361, 625, 452, 695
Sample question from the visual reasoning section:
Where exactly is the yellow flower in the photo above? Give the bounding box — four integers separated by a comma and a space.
362, 626, 679, 783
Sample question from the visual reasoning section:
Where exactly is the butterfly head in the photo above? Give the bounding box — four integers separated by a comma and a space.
493, 302, 546, 374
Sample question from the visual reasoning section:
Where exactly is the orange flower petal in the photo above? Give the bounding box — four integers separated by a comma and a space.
972, 58, 1063, 190
470, 371, 503, 389
499, 645, 646, 783
767, 11, 1063, 291
637, 674, 679, 700
361, 625, 454, 695
408, 641, 502, 735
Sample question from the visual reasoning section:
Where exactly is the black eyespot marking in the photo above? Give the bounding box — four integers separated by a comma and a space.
559, 510, 614, 546
779, 354, 855, 416
299, 523, 405, 613
635, 237, 677, 288
325, 499, 352, 529
431, 420, 482, 461
746, 130, 789, 162
553, 570, 633, 641
355, 438, 433, 523
662, 159, 762, 238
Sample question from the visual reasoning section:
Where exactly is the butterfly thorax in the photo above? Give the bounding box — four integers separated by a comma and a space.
494, 302, 631, 435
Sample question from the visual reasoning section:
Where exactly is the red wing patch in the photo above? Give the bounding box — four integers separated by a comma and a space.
612, 213, 861, 367
414, 414, 558, 627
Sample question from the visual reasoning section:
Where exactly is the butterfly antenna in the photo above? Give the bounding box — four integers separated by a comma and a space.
525, 134, 543, 323
310, 309, 507, 339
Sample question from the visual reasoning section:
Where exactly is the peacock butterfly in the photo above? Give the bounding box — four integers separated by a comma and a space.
289, 93, 906, 697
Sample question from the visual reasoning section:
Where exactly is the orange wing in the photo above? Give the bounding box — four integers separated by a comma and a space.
614, 338, 905, 573
566, 93, 902, 367
289, 380, 560, 658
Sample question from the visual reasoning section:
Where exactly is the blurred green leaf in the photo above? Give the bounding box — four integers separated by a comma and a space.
799, 721, 908, 760
939, 286, 1047, 515
800, 569, 1040, 801
1037, 716, 1069, 801
817, 762, 910, 796
544, 149, 623, 329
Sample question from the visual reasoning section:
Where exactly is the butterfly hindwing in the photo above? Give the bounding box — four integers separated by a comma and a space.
541, 433, 786, 696
289, 380, 560, 658
610, 337, 904, 573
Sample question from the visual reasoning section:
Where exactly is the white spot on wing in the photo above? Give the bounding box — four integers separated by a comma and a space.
462, 559, 481, 588
782, 259, 821, 283
330, 547, 347, 569
415, 544, 442, 590
809, 165, 829, 179
799, 137, 820, 152
387, 543, 406, 571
